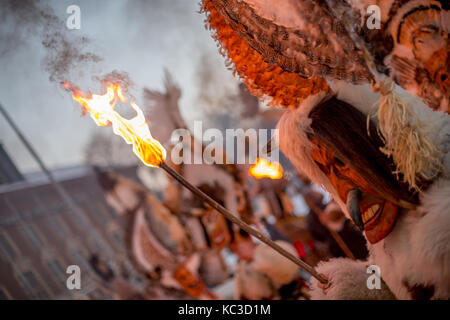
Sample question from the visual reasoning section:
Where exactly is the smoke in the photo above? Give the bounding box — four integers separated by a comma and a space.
0, 0, 131, 87
0, 0, 238, 172
41, 33, 101, 83
94, 70, 134, 94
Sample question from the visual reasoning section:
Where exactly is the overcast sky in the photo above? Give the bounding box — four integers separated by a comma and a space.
0, 0, 237, 173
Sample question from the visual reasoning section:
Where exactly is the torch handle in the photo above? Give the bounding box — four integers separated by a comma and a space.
160, 162, 328, 284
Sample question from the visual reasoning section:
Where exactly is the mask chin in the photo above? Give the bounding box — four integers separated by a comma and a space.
345, 189, 399, 244
364, 200, 398, 244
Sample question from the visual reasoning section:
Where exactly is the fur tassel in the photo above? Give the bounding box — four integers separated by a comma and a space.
372, 78, 443, 191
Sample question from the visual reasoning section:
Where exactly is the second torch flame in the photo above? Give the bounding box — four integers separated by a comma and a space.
65, 83, 166, 167
249, 158, 283, 179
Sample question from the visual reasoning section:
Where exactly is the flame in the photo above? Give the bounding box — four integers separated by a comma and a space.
249, 158, 283, 179
65, 82, 166, 167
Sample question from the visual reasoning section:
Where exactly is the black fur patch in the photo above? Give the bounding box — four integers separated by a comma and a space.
403, 279, 435, 300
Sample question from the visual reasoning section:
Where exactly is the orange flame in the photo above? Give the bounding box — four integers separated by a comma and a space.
64, 82, 166, 167
249, 158, 283, 179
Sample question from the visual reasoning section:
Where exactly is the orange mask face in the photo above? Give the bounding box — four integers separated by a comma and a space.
310, 142, 398, 244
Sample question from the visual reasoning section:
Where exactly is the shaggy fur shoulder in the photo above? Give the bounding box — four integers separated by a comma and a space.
370, 178, 450, 299
411, 178, 450, 298
309, 258, 396, 300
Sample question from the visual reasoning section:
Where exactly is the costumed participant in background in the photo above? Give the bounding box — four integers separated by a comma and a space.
143, 72, 261, 288
95, 169, 218, 300
144, 72, 231, 287
234, 240, 309, 300
182, 181, 232, 287
296, 175, 369, 261
88, 254, 150, 300
277, 175, 331, 266
229, 229, 256, 262
248, 157, 327, 267
272, 212, 327, 269
313, 201, 369, 260
202, 0, 450, 299
249, 176, 295, 219
143, 70, 255, 223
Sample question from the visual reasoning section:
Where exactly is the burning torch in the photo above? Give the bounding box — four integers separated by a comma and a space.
64, 82, 327, 284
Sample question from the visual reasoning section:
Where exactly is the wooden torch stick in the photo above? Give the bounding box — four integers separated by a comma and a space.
288, 178, 356, 261
159, 162, 327, 284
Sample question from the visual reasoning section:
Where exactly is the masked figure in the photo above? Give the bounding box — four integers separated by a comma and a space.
235, 240, 308, 299
96, 169, 222, 299
276, 85, 450, 299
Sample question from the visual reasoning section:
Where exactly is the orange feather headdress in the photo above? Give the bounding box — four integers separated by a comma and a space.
201, 0, 448, 192
201, 0, 330, 110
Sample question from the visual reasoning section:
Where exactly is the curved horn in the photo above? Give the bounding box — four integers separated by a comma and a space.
347, 189, 363, 230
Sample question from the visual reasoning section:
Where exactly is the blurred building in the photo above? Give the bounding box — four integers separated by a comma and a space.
0, 154, 146, 300
0, 144, 24, 185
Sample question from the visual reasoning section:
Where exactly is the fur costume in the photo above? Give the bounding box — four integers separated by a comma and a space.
309, 258, 396, 299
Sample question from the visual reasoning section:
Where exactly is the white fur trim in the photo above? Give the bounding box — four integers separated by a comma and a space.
309, 258, 396, 300
370, 178, 450, 299
411, 178, 450, 298
277, 93, 353, 219
329, 80, 380, 118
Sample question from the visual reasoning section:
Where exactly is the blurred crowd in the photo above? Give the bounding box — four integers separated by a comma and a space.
83, 76, 369, 300
91, 152, 369, 300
